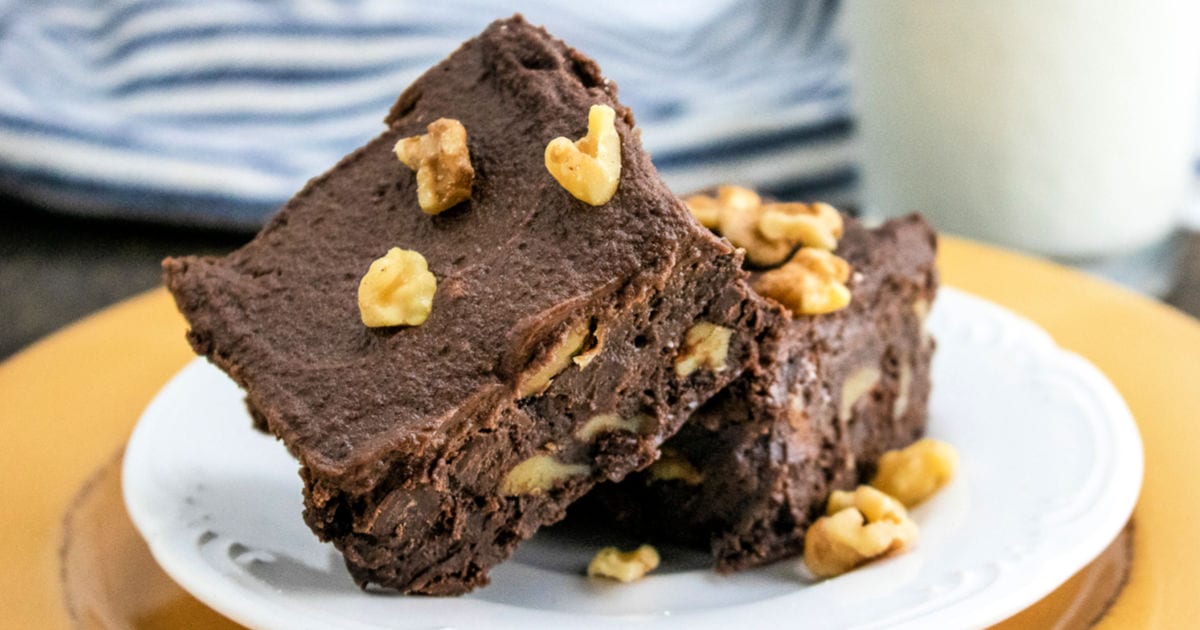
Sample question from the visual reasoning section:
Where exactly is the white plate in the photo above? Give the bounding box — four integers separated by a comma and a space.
123, 287, 1143, 629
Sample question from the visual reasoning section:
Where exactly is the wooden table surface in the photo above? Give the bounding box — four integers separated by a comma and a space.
4, 194, 1200, 359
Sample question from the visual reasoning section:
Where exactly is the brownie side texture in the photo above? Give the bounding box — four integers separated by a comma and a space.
163, 15, 777, 594
582, 215, 938, 572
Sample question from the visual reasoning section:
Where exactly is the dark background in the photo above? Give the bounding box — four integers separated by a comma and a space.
0, 197, 245, 358
3, 194, 1200, 360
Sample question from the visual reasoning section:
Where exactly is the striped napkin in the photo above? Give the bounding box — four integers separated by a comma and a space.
0, 0, 850, 227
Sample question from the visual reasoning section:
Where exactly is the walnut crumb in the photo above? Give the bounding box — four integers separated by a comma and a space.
757, 201, 843, 251
587, 545, 660, 583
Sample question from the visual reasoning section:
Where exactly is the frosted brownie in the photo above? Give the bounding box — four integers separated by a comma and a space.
583, 213, 938, 571
163, 16, 776, 595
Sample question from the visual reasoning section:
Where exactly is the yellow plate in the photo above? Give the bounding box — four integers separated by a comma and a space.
1, 237, 1194, 628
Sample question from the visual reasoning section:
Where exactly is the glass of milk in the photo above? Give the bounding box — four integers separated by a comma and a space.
845, 0, 1200, 261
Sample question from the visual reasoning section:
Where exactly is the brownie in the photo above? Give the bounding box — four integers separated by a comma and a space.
162, 16, 775, 595
580, 214, 938, 571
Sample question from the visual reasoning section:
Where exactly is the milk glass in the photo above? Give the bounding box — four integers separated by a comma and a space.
845, 0, 1200, 260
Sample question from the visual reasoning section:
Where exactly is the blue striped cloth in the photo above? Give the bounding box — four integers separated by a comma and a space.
0, 0, 851, 228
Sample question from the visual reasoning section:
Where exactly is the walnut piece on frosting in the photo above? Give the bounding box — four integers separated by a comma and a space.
714, 185, 796, 267
686, 185, 845, 266
357, 248, 437, 327
754, 247, 852, 315
394, 118, 474, 215
758, 201, 843, 251
545, 104, 622, 205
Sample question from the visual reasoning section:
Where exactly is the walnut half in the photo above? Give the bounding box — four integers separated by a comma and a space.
754, 248, 852, 316
684, 185, 845, 266
870, 438, 959, 507
713, 186, 794, 267
357, 248, 437, 327
394, 118, 474, 215
545, 104, 622, 206
804, 485, 918, 579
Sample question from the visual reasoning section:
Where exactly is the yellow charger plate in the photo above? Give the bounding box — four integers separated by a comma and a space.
1, 237, 1194, 628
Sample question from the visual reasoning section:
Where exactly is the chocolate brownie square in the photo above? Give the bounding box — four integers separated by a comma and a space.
163, 16, 775, 594
583, 214, 938, 571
